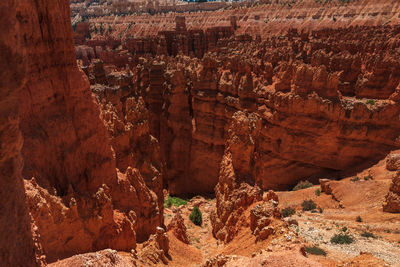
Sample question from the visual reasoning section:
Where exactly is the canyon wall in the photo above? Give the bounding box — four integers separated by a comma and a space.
0, 0, 39, 265
75, 0, 400, 40
84, 21, 400, 195
1, 0, 163, 264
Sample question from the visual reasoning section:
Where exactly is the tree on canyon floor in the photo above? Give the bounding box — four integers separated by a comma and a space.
189, 206, 202, 226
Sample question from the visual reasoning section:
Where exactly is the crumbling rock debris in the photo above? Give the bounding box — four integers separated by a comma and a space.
383, 171, 400, 213
250, 200, 281, 241
386, 152, 400, 171
167, 210, 189, 244
137, 227, 170, 265
48, 249, 135, 267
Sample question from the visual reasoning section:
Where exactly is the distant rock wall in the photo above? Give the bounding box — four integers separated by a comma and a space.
87, 24, 400, 196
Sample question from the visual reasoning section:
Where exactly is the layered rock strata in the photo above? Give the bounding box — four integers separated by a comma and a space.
383, 171, 400, 213
1, 0, 163, 263
0, 0, 40, 265
210, 112, 263, 242
383, 153, 400, 212
83, 23, 400, 196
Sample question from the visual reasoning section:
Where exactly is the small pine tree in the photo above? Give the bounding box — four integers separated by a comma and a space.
100, 23, 104, 35
189, 206, 202, 226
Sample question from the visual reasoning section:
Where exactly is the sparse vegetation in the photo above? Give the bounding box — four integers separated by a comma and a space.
318, 207, 323, 213
305, 245, 327, 256
293, 180, 313, 191
164, 196, 188, 208
361, 231, 376, 239
366, 99, 375, 105
282, 207, 296, 218
189, 206, 202, 226
350, 176, 360, 182
315, 189, 321, 196
331, 233, 354, 244
356, 216, 363, 222
364, 175, 372, 181
302, 200, 317, 211
341, 227, 348, 232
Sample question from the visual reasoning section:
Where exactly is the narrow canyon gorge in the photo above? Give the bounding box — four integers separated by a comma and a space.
1, 0, 400, 266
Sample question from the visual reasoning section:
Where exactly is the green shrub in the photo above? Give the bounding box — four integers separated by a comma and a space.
364, 175, 372, 181
331, 233, 354, 244
305, 245, 327, 256
164, 196, 188, 208
302, 200, 317, 211
282, 207, 296, 218
350, 177, 360, 182
293, 180, 313, 191
366, 99, 375, 105
315, 189, 321, 196
356, 216, 362, 222
341, 227, 348, 232
189, 206, 202, 226
361, 231, 376, 239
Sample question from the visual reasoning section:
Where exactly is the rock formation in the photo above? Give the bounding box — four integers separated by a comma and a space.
167, 210, 189, 244
79, 22, 400, 196
1, 0, 163, 263
250, 202, 281, 242
0, 0, 41, 265
137, 227, 170, 265
210, 111, 263, 242
3, 0, 400, 265
48, 249, 135, 267
383, 171, 400, 213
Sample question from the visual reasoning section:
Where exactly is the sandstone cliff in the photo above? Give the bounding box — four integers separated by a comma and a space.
1, 0, 163, 263
82, 21, 400, 196
0, 0, 40, 265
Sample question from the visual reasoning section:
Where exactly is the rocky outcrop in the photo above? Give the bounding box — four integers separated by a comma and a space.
386, 152, 400, 171
1, 0, 163, 263
210, 112, 263, 242
48, 249, 135, 267
250, 201, 281, 242
91, 64, 164, 241
383, 172, 400, 213
137, 227, 170, 265
0, 1, 41, 265
81, 24, 400, 196
74, 0, 400, 42
167, 210, 189, 244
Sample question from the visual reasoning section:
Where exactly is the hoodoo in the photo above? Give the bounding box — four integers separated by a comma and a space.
1, 0, 400, 266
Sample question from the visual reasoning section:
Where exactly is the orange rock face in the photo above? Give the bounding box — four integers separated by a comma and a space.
210, 112, 263, 242
1, 0, 163, 263
73, 3, 400, 195
0, 1, 41, 265
4, 0, 400, 264
81, 23, 400, 195
383, 171, 400, 213
167, 210, 189, 244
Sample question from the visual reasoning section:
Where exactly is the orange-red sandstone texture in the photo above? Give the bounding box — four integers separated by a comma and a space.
1, 0, 163, 264
2, 0, 400, 266
0, 0, 40, 265
83, 22, 400, 195
72, 0, 400, 41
